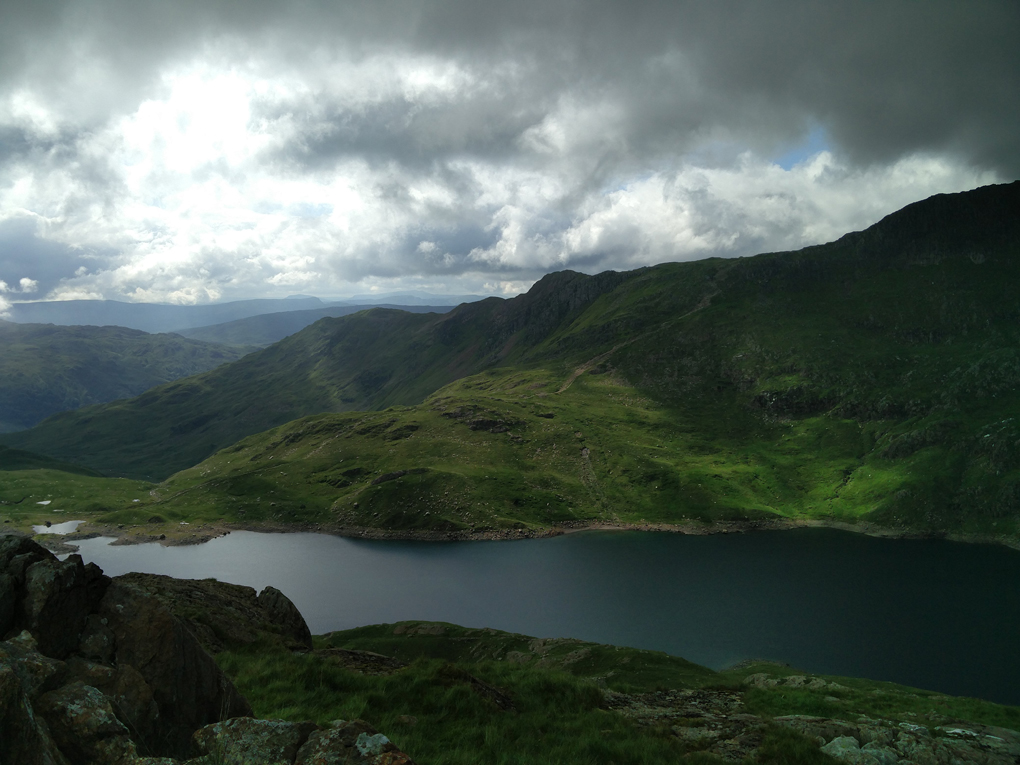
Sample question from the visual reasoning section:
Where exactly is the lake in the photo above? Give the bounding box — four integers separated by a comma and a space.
68, 527, 1020, 705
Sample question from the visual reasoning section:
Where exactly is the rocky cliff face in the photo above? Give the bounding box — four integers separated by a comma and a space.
0, 533, 415, 765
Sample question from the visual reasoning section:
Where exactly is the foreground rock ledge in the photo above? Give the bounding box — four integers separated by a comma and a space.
0, 533, 415, 765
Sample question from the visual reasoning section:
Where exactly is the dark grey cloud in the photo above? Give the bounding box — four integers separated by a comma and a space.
5, 1, 1016, 173
0, 0, 1014, 302
0, 218, 95, 295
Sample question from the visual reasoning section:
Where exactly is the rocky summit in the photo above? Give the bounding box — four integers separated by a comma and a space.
0, 533, 415, 765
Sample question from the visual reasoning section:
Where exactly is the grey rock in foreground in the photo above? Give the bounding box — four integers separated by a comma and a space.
112, 571, 314, 654
190, 716, 415, 765
606, 684, 1020, 764
0, 532, 416, 765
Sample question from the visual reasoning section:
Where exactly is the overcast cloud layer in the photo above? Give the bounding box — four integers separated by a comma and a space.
0, 0, 1016, 307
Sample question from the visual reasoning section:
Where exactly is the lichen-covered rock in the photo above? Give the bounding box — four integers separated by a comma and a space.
822, 736, 881, 765
861, 741, 899, 765
36, 681, 137, 765
258, 586, 314, 651
295, 719, 416, 765
98, 580, 253, 759
66, 656, 160, 746
192, 717, 320, 764
0, 655, 72, 765
779, 715, 1020, 765
0, 631, 67, 700
18, 554, 110, 659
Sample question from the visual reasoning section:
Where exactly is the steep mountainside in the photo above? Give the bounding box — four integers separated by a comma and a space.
177, 303, 454, 347
0, 322, 251, 432
3, 182, 1018, 542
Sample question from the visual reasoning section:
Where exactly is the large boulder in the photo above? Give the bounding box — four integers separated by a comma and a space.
258, 586, 314, 651
112, 573, 313, 654
18, 554, 110, 659
97, 579, 253, 759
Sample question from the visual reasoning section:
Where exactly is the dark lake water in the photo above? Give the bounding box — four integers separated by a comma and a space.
69, 528, 1020, 706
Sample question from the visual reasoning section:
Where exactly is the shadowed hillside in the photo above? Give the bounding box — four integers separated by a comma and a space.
0, 322, 252, 432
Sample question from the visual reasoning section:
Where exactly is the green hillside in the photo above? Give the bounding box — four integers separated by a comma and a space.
4, 182, 1019, 539
0, 322, 251, 432
0, 272, 632, 479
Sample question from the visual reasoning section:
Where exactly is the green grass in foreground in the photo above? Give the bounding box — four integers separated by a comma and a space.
217, 646, 837, 765
216, 621, 1020, 765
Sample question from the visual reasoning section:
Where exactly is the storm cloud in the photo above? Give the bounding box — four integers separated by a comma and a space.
0, 0, 1015, 303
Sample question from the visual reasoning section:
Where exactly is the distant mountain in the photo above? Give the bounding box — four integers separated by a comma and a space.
335, 292, 489, 305
177, 304, 454, 347
0, 322, 251, 432
5, 296, 325, 334
5, 181, 1020, 541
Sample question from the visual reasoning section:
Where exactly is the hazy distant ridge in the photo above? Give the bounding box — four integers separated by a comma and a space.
5, 296, 326, 334
177, 304, 455, 347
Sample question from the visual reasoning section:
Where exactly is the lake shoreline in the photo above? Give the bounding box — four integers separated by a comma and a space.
44, 514, 1020, 553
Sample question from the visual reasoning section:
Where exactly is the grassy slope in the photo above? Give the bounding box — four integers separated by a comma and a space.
0, 466, 152, 531
214, 621, 1020, 765
0, 321, 251, 432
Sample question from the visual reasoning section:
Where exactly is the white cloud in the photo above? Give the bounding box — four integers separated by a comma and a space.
0, 1, 1013, 303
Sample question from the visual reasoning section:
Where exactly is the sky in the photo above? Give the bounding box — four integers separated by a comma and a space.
0, 0, 1017, 309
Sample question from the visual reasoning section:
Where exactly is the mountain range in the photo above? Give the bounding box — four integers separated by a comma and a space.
2, 181, 1018, 541
5, 294, 480, 335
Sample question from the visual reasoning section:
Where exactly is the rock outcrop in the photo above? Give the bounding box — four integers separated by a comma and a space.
605, 684, 1020, 765
112, 572, 313, 653
96, 579, 252, 757
0, 532, 415, 765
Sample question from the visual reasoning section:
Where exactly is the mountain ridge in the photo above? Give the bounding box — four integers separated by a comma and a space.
0, 321, 252, 432
2, 181, 1018, 542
